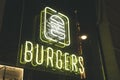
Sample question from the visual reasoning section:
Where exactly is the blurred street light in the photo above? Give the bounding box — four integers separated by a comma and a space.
79, 35, 87, 40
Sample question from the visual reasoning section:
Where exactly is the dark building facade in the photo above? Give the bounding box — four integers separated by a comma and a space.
0, 0, 120, 80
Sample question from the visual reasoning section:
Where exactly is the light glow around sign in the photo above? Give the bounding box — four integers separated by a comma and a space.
18, 7, 86, 79
40, 7, 70, 48
47, 15, 66, 40
19, 41, 86, 78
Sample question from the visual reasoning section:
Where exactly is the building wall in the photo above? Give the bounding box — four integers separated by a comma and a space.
0, 0, 6, 32
98, 0, 120, 79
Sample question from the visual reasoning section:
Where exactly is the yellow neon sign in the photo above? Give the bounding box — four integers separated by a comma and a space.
18, 7, 86, 79
19, 41, 86, 78
56, 50, 63, 69
40, 7, 70, 48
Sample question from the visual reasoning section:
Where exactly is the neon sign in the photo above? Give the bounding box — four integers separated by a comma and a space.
19, 41, 86, 78
40, 7, 70, 48
18, 7, 86, 79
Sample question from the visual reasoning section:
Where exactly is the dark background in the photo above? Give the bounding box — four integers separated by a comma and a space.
0, 0, 105, 80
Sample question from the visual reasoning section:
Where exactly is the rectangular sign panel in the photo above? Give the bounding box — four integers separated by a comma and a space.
0, 64, 24, 80
40, 7, 70, 48
17, 7, 86, 79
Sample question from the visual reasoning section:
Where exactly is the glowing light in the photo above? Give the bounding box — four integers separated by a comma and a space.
64, 52, 70, 71
18, 6, 86, 79
78, 56, 86, 79
47, 15, 65, 40
19, 41, 86, 77
80, 35, 87, 40
24, 41, 33, 62
78, 56, 85, 74
46, 47, 54, 67
56, 50, 63, 69
71, 54, 78, 72
40, 7, 70, 48
35, 44, 44, 65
